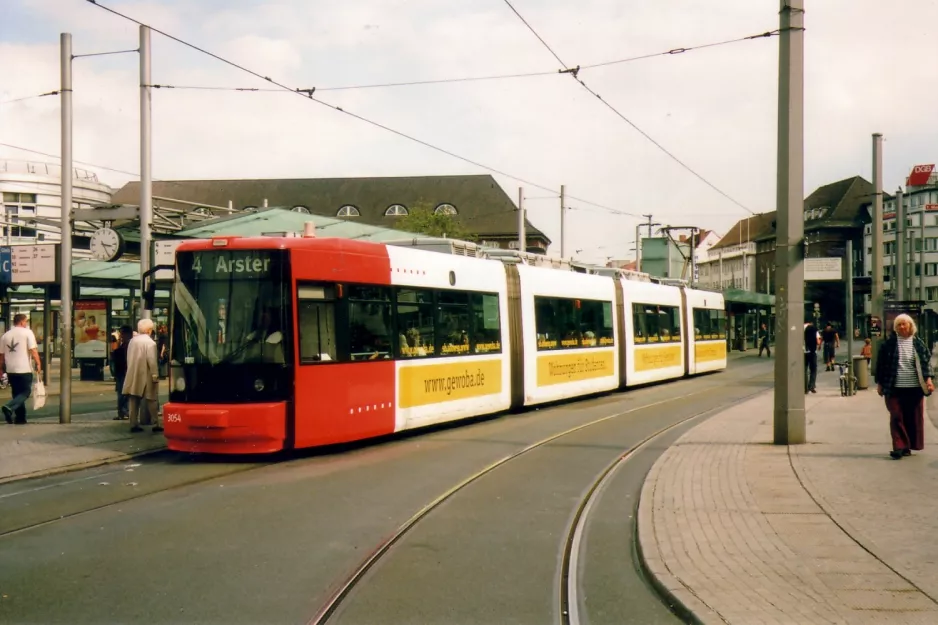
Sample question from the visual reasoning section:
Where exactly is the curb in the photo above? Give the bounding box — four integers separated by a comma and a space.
0, 445, 169, 486
635, 450, 725, 625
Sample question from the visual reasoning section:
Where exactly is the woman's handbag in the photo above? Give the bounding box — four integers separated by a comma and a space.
914, 349, 932, 396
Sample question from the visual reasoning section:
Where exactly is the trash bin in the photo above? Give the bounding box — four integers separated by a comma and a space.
853, 355, 869, 390
79, 359, 105, 381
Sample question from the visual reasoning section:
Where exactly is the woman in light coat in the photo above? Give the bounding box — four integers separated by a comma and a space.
122, 318, 162, 433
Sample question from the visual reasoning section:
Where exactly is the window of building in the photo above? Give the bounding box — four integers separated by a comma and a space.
384, 204, 408, 216
2, 192, 38, 239
337, 205, 361, 217
434, 203, 457, 216
297, 284, 338, 362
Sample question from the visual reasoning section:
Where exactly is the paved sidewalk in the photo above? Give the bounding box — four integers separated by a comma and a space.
0, 362, 171, 484
639, 361, 938, 624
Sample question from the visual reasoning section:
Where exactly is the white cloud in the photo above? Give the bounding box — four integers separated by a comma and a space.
3, 0, 938, 264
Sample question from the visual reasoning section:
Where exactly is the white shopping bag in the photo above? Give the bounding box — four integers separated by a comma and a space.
32, 379, 46, 410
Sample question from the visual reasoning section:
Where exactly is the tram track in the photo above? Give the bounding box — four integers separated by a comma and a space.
309, 375, 773, 625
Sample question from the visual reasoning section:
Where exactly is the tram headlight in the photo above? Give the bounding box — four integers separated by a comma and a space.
174, 376, 186, 392
254, 378, 265, 392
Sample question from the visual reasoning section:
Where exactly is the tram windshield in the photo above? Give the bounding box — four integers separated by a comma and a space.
172, 249, 289, 366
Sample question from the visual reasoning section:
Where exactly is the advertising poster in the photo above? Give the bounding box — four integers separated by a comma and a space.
75, 300, 108, 359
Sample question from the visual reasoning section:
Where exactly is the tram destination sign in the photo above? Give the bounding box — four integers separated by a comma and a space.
0, 244, 59, 285
177, 249, 282, 282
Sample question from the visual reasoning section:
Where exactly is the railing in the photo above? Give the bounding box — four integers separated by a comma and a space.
0, 159, 99, 183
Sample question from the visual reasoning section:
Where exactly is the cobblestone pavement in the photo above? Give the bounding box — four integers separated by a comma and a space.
640, 364, 938, 624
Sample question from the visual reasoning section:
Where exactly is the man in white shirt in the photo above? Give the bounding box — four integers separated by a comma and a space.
0, 314, 42, 424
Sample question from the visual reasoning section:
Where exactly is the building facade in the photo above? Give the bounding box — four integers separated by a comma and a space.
0, 159, 113, 245
113, 174, 551, 253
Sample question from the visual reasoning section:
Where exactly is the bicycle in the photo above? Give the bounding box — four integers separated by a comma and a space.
835, 360, 856, 396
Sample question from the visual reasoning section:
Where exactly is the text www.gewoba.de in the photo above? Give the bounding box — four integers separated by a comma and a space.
423, 369, 486, 396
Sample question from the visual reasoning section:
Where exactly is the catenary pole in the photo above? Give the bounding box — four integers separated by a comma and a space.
560, 184, 566, 258
896, 188, 905, 301
871, 134, 884, 370
59, 33, 73, 425
139, 25, 152, 320
773, 0, 805, 445
635, 224, 642, 271
517, 187, 525, 252
846, 239, 855, 395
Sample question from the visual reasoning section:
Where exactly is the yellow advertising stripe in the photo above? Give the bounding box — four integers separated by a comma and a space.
634, 344, 682, 372
695, 341, 727, 363
399, 359, 503, 409
536, 350, 615, 387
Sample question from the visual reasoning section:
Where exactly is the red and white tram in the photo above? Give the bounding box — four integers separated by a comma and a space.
163, 233, 726, 454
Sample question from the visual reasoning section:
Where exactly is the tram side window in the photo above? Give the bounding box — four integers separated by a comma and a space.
710, 309, 727, 339
579, 300, 615, 347
664, 306, 681, 342
297, 284, 338, 363
694, 309, 712, 339
397, 288, 435, 358
535, 297, 559, 349
348, 285, 393, 361
438, 290, 471, 356
633, 304, 647, 343
471, 293, 502, 354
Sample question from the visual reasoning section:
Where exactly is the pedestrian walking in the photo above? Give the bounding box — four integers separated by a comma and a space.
875, 313, 934, 460
758, 323, 771, 357
804, 321, 820, 394
122, 318, 162, 433
822, 323, 839, 371
0, 313, 42, 424
111, 325, 133, 421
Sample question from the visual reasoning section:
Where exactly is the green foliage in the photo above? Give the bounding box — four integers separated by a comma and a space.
394, 203, 475, 241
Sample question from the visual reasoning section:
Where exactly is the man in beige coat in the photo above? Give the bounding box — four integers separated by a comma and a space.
122, 318, 162, 433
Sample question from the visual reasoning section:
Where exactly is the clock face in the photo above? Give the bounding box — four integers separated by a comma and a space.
90, 228, 124, 261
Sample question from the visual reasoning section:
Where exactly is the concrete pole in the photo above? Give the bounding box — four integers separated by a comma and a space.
43, 287, 51, 388
139, 25, 153, 320
635, 224, 642, 272
871, 134, 884, 368
59, 33, 73, 425
918, 205, 930, 302
517, 187, 525, 252
560, 184, 566, 259
773, 0, 805, 445
896, 189, 904, 301
846, 239, 855, 395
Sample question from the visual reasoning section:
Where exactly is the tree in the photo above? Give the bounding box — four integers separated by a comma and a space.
394, 203, 475, 241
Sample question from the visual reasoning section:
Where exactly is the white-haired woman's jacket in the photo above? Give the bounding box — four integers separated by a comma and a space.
122, 332, 159, 399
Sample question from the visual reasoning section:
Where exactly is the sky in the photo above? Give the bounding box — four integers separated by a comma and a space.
2, 0, 937, 265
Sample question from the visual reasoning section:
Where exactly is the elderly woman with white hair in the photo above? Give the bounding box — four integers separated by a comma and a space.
122, 318, 162, 434
875, 313, 935, 459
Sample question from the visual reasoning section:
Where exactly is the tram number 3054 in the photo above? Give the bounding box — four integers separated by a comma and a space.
165, 413, 182, 423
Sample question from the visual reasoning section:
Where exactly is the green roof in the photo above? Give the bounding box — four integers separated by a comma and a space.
723, 289, 775, 306
174, 206, 423, 241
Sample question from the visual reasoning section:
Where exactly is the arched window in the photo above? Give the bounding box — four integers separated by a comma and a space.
192, 207, 212, 216
434, 203, 457, 215
243, 205, 258, 213
384, 204, 408, 216
337, 205, 360, 217
292, 206, 310, 214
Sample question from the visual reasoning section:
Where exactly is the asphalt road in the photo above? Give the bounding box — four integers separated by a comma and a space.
0, 356, 774, 625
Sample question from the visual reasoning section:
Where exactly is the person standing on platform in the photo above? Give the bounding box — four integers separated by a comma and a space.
876, 314, 934, 460
122, 318, 162, 433
0, 314, 42, 424
758, 323, 771, 357
822, 323, 840, 371
111, 325, 133, 421
804, 321, 820, 394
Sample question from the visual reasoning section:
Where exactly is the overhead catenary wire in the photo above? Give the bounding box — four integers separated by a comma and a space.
136, 29, 782, 95
499, 0, 760, 215
83, 0, 643, 217
0, 90, 60, 105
